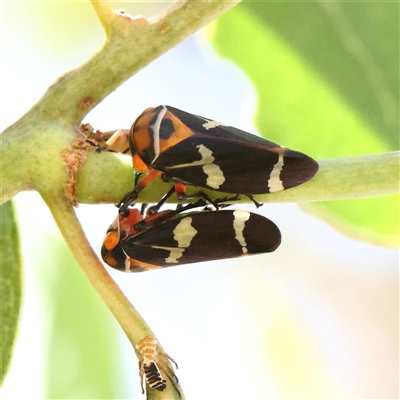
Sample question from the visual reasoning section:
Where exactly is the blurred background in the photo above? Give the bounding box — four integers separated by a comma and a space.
1, 1, 399, 399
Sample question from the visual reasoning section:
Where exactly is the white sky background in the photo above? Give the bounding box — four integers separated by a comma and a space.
1, 2, 398, 399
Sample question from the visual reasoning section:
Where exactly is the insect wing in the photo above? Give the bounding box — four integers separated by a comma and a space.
154, 134, 317, 194
132, 105, 319, 195
121, 210, 281, 270
165, 105, 282, 147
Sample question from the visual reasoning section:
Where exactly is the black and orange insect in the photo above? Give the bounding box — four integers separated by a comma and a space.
101, 200, 281, 273
108, 105, 318, 212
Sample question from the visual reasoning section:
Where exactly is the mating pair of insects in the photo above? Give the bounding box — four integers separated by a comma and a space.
101, 105, 319, 273
99, 105, 319, 395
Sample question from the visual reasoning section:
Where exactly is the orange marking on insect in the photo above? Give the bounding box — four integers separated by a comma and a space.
130, 110, 157, 155
103, 231, 120, 251
129, 259, 161, 272
135, 169, 162, 191
132, 153, 148, 172
174, 182, 186, 197
119, 208, 143, 236
158, 111, 194, 153
102, 253, 119, 268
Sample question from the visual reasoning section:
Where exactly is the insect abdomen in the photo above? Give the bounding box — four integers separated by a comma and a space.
143, 362, 167, 391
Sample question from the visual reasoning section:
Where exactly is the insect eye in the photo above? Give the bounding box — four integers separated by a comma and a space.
119, 208, 130, 218
134, 221, 146, 232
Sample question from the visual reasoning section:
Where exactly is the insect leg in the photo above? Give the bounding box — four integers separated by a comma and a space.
118, 170, 162, 215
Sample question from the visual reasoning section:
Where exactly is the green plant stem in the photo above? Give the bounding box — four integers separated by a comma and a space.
43, 194, 149, 341
1, 0, 240, 205
43, 193, 184, 399
1, 2, 240, 398
19, 0, 241, 127
73, 150, 400, 206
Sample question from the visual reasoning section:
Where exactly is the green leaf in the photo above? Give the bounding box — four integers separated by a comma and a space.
0, 201, 22, 385
208, 2, 399, 247
41, 239, 129, 398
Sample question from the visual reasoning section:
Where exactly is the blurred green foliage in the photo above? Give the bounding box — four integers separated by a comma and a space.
0, 202, 22, 385
42, 239, 129, 399
209, 2, 399, 246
